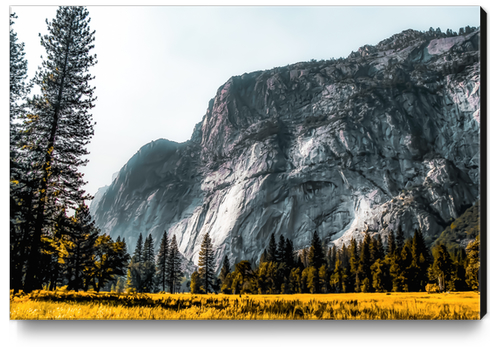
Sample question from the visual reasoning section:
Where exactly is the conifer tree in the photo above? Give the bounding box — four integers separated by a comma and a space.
166, 235, 183, 294
133, 233, 143, 263
190, 271, 203, 294
465, 236, 480, 291
395, 225, 405, 253
92, 234, 129, 292
59, 204, 98, 291
156, 231, 169, 292
389, 252, 402, 292
23, 7, 97, 292
198, 232, 215, 293
409, 229, 429, 291
306, 266, 319, 293
310, 230, 324, 269
219, 255, 231, 286
112, 236, 129, 293
318, 264, 329, 293
371, 258, 390, 292
277, 235, 286, 263
259, 249, 268, 264
348, 237, 360, 292
359, 233, 373, 284
330, 258, 346, 293
284, 238, 295, 269
267, 233, 277, 262
9, 13, 30, 121
387, 229, 396, 255
327, 244, 337, 271
141, 234, 156, 292
9, 12, 31, 193
288, 267, 302, 294
143, 234, 155, 263
429, 244, 453, 292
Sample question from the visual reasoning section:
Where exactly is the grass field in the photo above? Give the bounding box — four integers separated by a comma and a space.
10, 290, 480, 320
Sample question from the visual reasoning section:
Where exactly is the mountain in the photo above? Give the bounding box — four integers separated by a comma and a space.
91, 28, 480, 271
432, 200, 480, 254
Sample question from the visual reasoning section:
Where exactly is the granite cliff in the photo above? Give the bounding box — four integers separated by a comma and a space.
92, 28, 480, 271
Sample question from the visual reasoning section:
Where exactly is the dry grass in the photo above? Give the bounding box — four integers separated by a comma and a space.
10, 290, 480, 320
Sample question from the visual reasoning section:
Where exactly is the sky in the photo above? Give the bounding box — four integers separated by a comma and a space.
8, 4, 481, 200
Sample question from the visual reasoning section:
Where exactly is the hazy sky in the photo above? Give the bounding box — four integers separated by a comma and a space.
9, 4, 480, 199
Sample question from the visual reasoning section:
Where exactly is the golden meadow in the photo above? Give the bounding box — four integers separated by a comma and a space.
10, 290, 479, 320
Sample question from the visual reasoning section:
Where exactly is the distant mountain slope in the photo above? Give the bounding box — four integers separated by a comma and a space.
91, 28, 480, 271
432, 200, 480, 254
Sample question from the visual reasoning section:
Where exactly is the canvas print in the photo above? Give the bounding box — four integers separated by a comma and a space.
9, 6, 484, 320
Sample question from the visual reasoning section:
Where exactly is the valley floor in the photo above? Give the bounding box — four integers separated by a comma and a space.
10, 290, 480, 320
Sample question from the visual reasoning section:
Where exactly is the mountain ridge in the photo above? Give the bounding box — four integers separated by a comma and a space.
91, 27, 480, 272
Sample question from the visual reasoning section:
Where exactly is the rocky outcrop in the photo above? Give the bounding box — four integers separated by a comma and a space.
92, 28, 480, 271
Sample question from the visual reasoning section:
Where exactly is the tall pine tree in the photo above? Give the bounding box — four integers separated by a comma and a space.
141, 234, 156, 292
166, 235, 182, 294
156, 231, 169, 292
267, 234, 277, 262
23, 6, 97, 292
310, 230, 324, 269
198, 232, 215, 293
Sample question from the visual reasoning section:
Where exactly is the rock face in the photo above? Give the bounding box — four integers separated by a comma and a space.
92, 28, 480, 271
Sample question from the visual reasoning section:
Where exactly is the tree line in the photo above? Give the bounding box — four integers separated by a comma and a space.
190, 226, 480, 295
125, 232, 184, 294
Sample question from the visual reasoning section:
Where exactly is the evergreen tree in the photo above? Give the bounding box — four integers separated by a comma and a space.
141, 234, 156, 292
310, 230, 324, 269
198, 232, 215, 293
327, 244, 337, 271
190, 271, 203, 294
387, 229, 396, 255
465, 236, 480, 291
156, 231, 169, 292
371, 235, 385, 262
429, 244, 453, 292
257, 261, 280, 294
306, 266, 319, 293
348, 238, 360, 292
389, 252, 402, 292
133, 233, 143, 263
277, 235, 286, 263
112, 236, 129, 293
395, 225, 405, 253
330, 259, 346, 293
92, 234, 129, 292
231, 261, 255, 294
359, 233, 373, 284
398, 239, 413, 292
259, 249, 268, 264
23, 7, 97, 292
219, 255, 231, 288
409, 229, 429, 291
451, 249, 468, 291
288, 267, 302, 294
284, 238, 295, 269
318, 264, 329, 293
126, 259, 142, 293
371, 258, 390, 292
9, 13, 30, 121
166, 235, 183, 294
267, 233, 277, 262
59, 204, 98, 291
143, 234, 155, 263
221, 272, 234, 294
